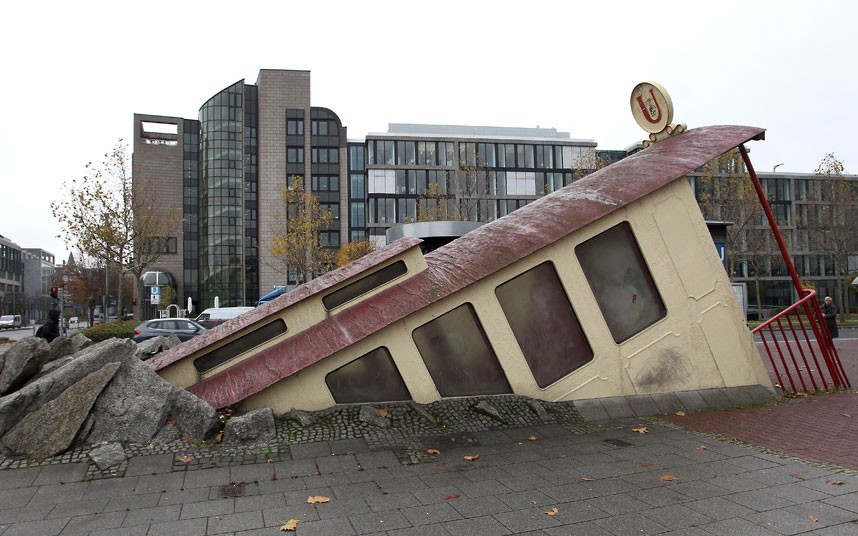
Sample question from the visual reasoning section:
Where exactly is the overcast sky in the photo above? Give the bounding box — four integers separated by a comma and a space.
2, 0, 856, 263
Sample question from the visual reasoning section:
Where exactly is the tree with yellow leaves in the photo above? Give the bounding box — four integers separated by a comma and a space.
271, 177, 334, 285
335, 239, 375, 268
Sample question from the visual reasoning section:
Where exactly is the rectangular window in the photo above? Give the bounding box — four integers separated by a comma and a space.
323, 261, 407, 310
412, 303, 511, 397
287, 119, 304, 136
287, 147, 304, 163
325, 347, 411, 403
350, 173, 365, 198
496, 262, 593, 387
575, 222, 666, 343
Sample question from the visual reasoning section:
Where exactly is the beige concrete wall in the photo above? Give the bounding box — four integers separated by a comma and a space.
239, 178, 771, 414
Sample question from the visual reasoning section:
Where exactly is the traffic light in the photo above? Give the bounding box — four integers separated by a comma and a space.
50, 287, 58, 299
132, 298, 137, 306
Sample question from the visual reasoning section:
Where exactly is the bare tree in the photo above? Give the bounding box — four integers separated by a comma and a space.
695, 149, 775, 317
51, 140, 179, 320
801, 153, 858, 316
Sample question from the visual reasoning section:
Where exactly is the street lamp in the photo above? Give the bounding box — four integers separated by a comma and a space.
773, 163, 784, 172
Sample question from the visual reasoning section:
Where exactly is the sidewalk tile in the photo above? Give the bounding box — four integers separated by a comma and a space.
124, 453, 174, 476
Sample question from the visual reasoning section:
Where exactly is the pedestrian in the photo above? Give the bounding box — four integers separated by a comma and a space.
36, 308, 61, 343
822, 296, 839, 339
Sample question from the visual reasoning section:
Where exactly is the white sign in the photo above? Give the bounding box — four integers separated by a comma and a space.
150, 286, 160, 305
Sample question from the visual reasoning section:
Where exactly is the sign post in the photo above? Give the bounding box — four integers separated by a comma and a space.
150, 286, 161, 306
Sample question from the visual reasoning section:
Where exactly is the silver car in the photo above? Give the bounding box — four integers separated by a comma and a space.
132, 318, 206, 343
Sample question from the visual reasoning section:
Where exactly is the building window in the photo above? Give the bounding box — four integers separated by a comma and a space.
287, 147, 304, 163
575, 222, 666, 343
287, 119, 304, 136
412, 303, 511, 397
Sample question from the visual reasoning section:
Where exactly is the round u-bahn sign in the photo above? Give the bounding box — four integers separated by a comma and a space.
630, 81, 674, 134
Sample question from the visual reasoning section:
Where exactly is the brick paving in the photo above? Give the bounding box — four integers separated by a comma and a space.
661, 336, 858, 471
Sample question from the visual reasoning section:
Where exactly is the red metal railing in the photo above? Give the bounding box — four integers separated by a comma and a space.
739, 144, 849, 393
752, 289, 849, 394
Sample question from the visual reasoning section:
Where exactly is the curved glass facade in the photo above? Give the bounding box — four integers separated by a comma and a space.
199, 81, 246, 307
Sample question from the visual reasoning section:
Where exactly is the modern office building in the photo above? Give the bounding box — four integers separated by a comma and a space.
0, 234, 24, 316
134, 68, 856, 315
22, 248, 55, 322
133, 69, 607, 311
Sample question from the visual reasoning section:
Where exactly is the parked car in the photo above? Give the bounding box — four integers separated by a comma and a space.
194, 307, 254, 329
68, 316, 79, 328
256, 286, 288, 306
0, 315, 22, 329
132, 318, 207, 343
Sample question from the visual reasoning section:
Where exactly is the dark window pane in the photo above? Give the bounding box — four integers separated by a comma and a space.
412, 304, 511, 397
495, 262, 593, 387
326, 347, 411, 403
575, 222, 666, 343
322, 261, 407, 310
193, 319, 287, 373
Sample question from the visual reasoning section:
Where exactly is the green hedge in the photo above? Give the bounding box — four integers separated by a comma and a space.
82, 320, 139, 342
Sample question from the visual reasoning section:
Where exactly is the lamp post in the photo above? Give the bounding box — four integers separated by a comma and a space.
773, 163, 784, 172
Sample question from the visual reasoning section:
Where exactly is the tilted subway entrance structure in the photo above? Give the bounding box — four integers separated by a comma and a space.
149, 125, 774, 414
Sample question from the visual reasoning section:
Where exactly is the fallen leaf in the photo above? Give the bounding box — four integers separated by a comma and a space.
214, 430, 223, 443
165, 418, 177, 425
675, 411, 686, 416
581, 477, 593, 481
176, 455, 193, 463
827, 480, 845, 486
530, 499, 537, 506
443, 493, 461, 500
307, 496, 331, 504
279, 519, 300, 531
426, 449, 441, 455
789, 471, 807, 478
842, 414, 851, 418
377, 408, 388, 418
545, 507, 559, 516
638, 462, 654, 467
808, 514, 818, 522
463, 455, 479, 462
660, 475, 678, 481
632, 427, 648, 434
528, 435, 538, 441
436, 462, 446, 467
696, 445, 708, 451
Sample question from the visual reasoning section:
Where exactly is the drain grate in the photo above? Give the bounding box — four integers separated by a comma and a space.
602, 438, 633, 448
218, 482, 246, 498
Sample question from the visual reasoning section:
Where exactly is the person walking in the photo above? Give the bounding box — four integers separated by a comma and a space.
36, 308, 61, 343
822, 296, 839, 339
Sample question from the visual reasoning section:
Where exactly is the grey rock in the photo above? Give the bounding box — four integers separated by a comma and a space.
0, 338, 137, 437
359, 404, 391, 428
408, 401, 438, 426
88, 442, 127, 470
473, 400, 506, 424
526, 399, 551, 422
134, 335, 182, 360
223, 407, 275, 446
167, 387, 220, 440
83, 356, 174, 445
0, 363, 120, 459
0, 337, 52, 396
48, 334, 93, 362
151, 423, 181, 446
290, 408, 315, 427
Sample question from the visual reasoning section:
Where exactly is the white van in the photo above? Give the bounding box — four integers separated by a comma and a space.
0, 315, 22, 329
194, 307, 253, 329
